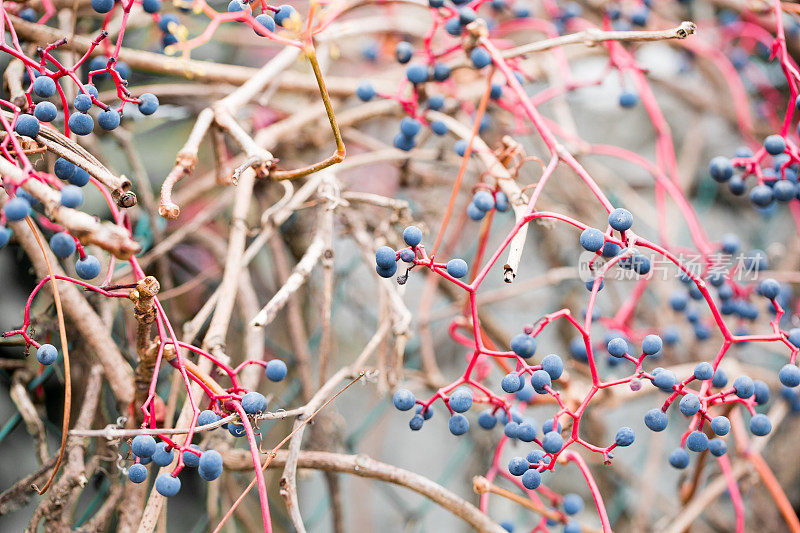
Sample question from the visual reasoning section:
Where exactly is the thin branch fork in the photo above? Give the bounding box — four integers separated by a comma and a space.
501, 21, 698, 59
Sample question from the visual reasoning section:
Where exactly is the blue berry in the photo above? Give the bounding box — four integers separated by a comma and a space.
54, 157, 77, 182
375, 246, 396, 269
446, 258, 468, 278
274, 5, 297, 26
478, 410, 497, 429
36, 343, 58, 365
669, 448, 690, 469
265, 359, 287, 381
227, 423, 246, 438
495, 192, 510, 212
432, 63, 451, 81
403, 226, 422, 247
4, 197, 31, 221
502, 372, 522, 393
644, 409, 668, 432
138, 93, 159, 115
395, 41, 414, 63
521, 469, 541, 489
73, 168, 91, 187
750, 184, 773, 207
19, 7, 37, 21
427, 95, 445, 110
393, 389, 415, 411
399, 249, 415, 262
132, 435, 157, 458
490, 83, 503, 99
357, 82, 377, 103
563, 493, 583, 515
601, 241, 620, 257
227, 0, 245, 12
75, 255, 101, 280
733, 376, 754, 398
448, 413, 469, 435
541, 432, 563, 453
510, 333, 536, 358
531, 370, 551, 394
198, 409, 221, 427
504, 421, 519, 438
15, 114, 40, 138
517, 421, 537, 442
619, 90, 639, 108
779, 364, 800, 387
579, 228, 604, 252
68, 112, 94, 135
774, 180, 797, 202
98, 109, 120, 130
152, 441, 175, 466
679, 394, 700, 416
34, 102, 57, 123
473, 191, 495, 212
252, 13, 276, 35
155, 474, 181, 497
32, 75, 56, 98
527, 450, 544, 464
653, 369, 676, 392
91, 0, 114, 12
199, 449, 223, 481
708, 438, 727, 457
158, 13, 179, 31
60, 185, 83, 208
541, 354, 563, 380
454, 139, 468, 157
50, 232, 76, 258
615, 427, 635, 446
607, 337, 627, 358
406, 64, 428, 84
470, 47, 492, 69
467, 202, 486, 221
711, 415, 730, 436
642, 334, 662, 355
508, 456, 528, 476
393, 134, 415, 151
0, 226, 11, 248
376, 262, 397, 278
760, 278, 780, 299
686, 430, 708, 452
143, 0, 161, 13
709, 156, 733, 182
400, 117, 421, 138
608, 208, 633, 231
241, 391, 267, 414
750, 413, 771, 436
764, 134, 786, 156
449, 388, 473, 413
711, 369, 728, 388
694, 362, 713, 381
753, 380, 770, 405
128, 463, 148, 483
789, 328, 800, 348
444, 17, 462, 36
182, 444, 202, 468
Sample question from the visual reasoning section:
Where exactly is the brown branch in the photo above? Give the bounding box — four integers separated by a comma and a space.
223, 450, 507, 533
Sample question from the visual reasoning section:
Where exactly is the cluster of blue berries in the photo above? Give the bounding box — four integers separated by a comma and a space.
467, 189, 510, 221
641, 360, 774, 469
708, 133, 800, 209
2, 157, 107, 279
126, 358, 287, 494
128, 433, 223, 494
